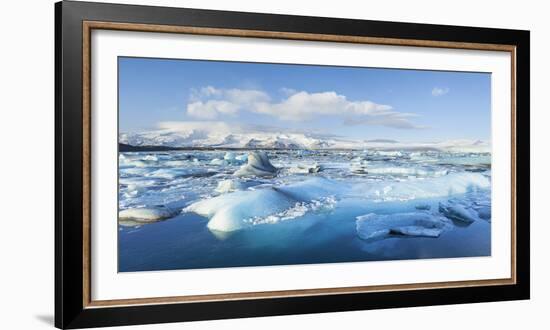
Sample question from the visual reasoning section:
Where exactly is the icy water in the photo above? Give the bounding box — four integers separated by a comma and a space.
118, 149, 491, 272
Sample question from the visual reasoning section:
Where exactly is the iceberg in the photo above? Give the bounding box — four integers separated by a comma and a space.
476, 206, 491, 220
186, 188, 295, 232
143, 155, 158, 161
186, 172, 489, 233
215, 179, 247, 193
235, 154, 248, 162
288, 163, 323, 174
223, 152, 247, 164
185, 177, 340, 232
234, 151, 278, 177
438, 201, 478, 223
118, 206, 176, 225
375, 150, 403, 157
350, 158, 369, 174
356, 212, 448, 241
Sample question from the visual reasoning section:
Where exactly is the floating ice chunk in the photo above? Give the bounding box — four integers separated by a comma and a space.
119, 206, 176, 224
222, 152, 247, 164
120, 167, 150, 176
185, 177, 340, 232
215, 179, 247, 193
245, 197, 336, 226
223, 152, 236, 160
352, 172, 490, 201
147, 168, 209, 179
275, 177, 345, 201
235, 154, 248, 162
119, 177, 158, 187
143, 155, 158, 161
123, 183, 147, 194
435, 154, 491, 166
415, 204, 431, 210
376, 150, 403, 157
210, 158, 227, 166
187, 188, 295, 232
350, 158, 369, 174
164, 160, 189, 167
439, 201, 477, 223
288, 163, 323, 174
476, 206, 491, 220
367, 166, 448, 177
234, 151, 278, 177
130, 160, 155, 167
356, 212, 447, 241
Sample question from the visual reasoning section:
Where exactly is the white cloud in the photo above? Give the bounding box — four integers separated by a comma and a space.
279, 87, 297, 96
186, 86, 424, 129
432, 87, 450, 96
253, 91, 395, 121
187, 86, 270, 119
187, 100, 239, 119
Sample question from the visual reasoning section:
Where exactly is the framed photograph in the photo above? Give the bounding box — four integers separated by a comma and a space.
55, 1, 530, 328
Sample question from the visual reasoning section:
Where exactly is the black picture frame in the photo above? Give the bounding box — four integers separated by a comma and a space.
55, 0, 530, 328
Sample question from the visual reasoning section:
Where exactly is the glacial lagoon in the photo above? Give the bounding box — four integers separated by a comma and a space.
118, 149, 491, 272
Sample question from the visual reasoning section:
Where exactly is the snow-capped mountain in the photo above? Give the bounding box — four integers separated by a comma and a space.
119, 121, 491, 152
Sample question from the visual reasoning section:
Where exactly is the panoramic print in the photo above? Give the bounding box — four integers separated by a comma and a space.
117, 57, 492, 272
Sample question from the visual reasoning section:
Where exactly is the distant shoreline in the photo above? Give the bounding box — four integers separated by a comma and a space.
118, 143, 489, 153
119, 143, 354, 152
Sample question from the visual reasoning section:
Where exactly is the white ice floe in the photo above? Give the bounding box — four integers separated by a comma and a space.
215, 179, 247, 193
187, 188, 295, 232
366, 166, 448, 177
118, 206, 176, 224
475, 206, 491, 220
375, 150, 403, 157
146, 168, 209, 179
119, 177, 158, 187
223, 152, 247, 165
186, 172, 490, 232
288, 163, 323, 174
350, 158, 369, 174
355, 212, 448, 241
122, 183, 148, 196
164, 160, 189, 167
235, 154, 248, 162
185, 177, 340, 232
244, 197, 337, 226
438, 201, 478, 223
234, 151, 278, 177
351, 172, 490, 201
210, 158, 227, 166
120, 167, 150, 176
143, 155, 158, 161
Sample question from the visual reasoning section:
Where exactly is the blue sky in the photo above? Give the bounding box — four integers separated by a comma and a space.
119, 57, 491, 142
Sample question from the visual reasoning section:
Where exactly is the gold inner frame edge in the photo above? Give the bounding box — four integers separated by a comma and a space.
81, 20, 517, 308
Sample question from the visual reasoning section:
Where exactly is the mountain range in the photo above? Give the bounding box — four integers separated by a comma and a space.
119, 123, 490, 153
